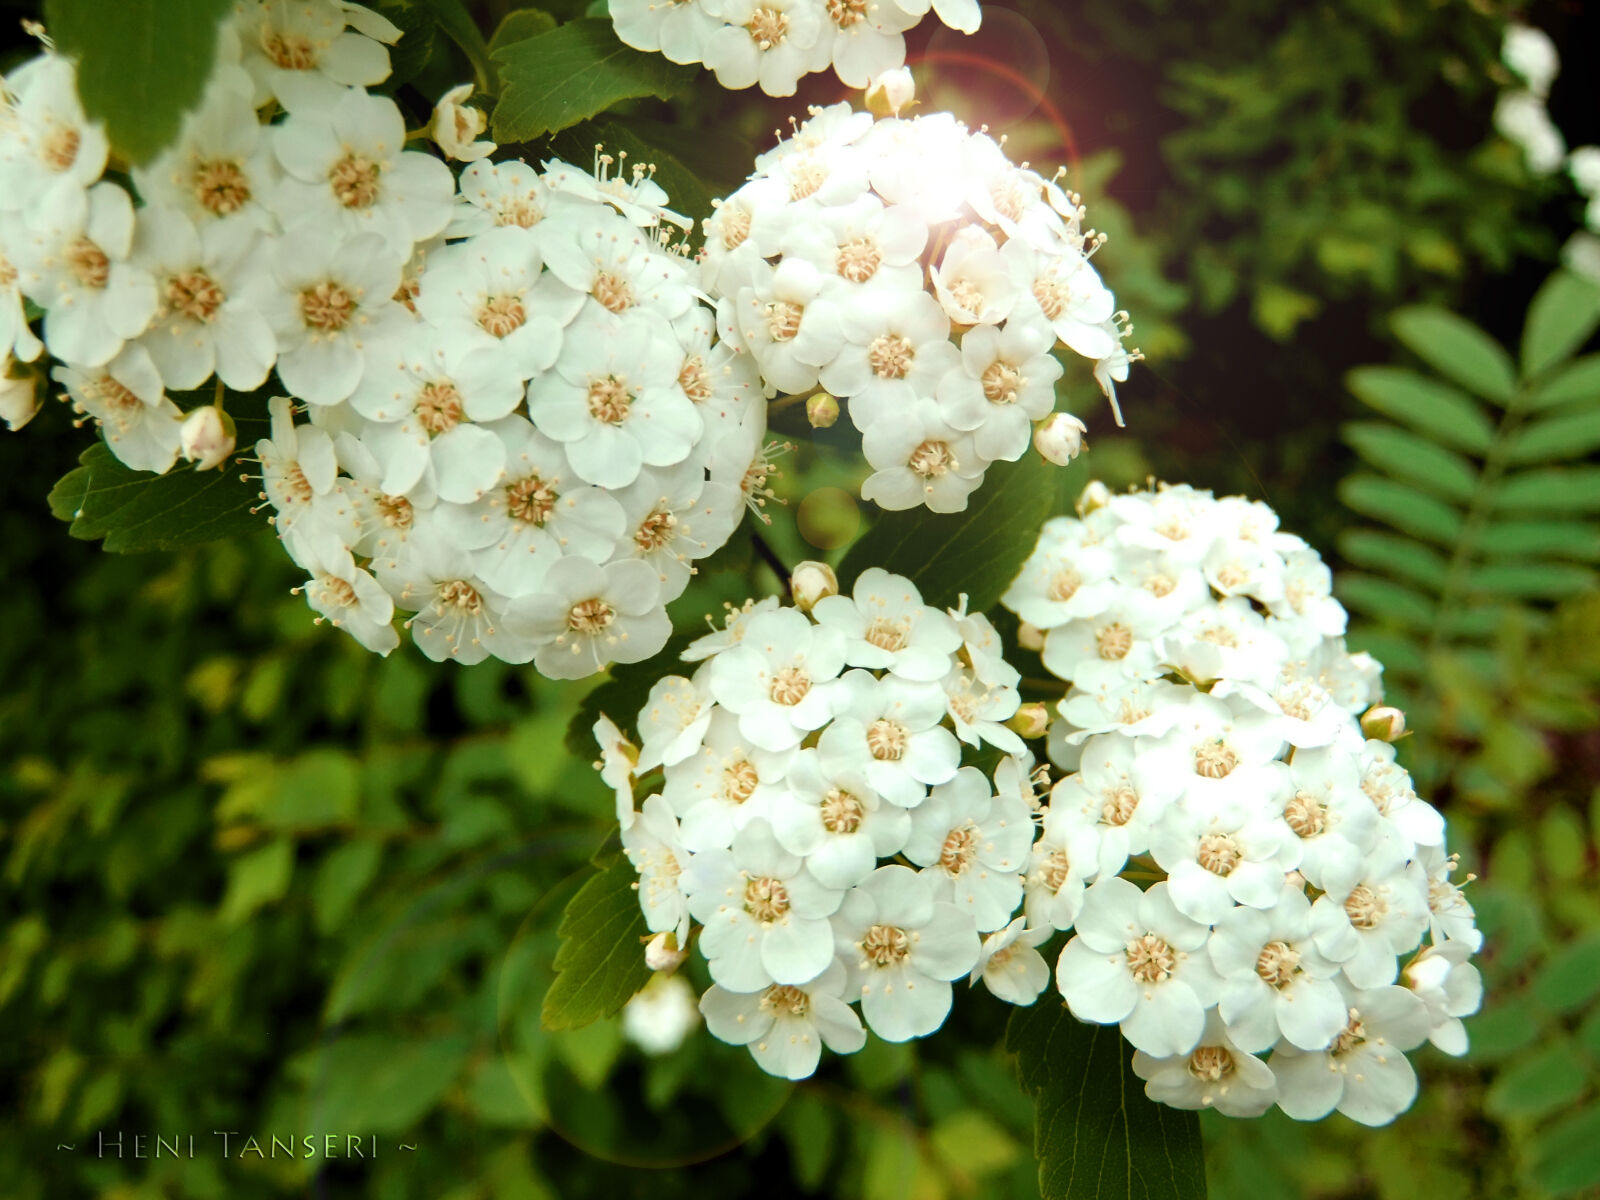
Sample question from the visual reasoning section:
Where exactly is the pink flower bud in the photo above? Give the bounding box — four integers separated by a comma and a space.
790, 560, 839, 612
1006, 702, 1050, 739
806, 392, 840, 428
179, 405, 236, 470
1034, 413, 1088, 466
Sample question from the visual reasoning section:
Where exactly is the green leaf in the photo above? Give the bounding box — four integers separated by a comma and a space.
1484, 1041, 1589, 1120
48, 442, 265, 554
1463, 562, 1597, 600
1532, 934, 1600, 1014
541, 849, 653, 1031
45, 0, 234, 164
1495, 467, 1600, 513
366, 0, 438, 88
1531, 1103, 1600, 1196
1464, 1000, 1540, 1062
1506, 408, 1600, 464
489, 7, 558, 56
548, 118, 715, 228
1391, 306, 1517, 406
305, 1032, 472, 1134
311, 840, 384, 935
491, 18, 695, 143
414, 0, 495, 90
1337, 475, 1464, 547
218, 838, 294, 925
1336, 529, 1449, 591
1530, 354, 1600, 411
1478, 520, 1600, 561
1006, 1002, 1206, 1200
1522, 270, 1600, 377
1335, 574, 1436, 630
838, 451, 1066, 613
1345, 367, 1494, 454
1341, 422, 1478, 502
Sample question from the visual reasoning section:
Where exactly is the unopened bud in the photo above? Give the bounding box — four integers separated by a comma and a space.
790, 560, 839, 612
1034, 412, 1087, 466
865, 66, 915, 117
0, 361, 41, 431
1077, 479, 1112, 514
1361, 705, 1406, 742
1017, 621, 1046, 652
431, 83, 495, 162
180, 405, 236, 470
644, 931, 689, 973
806, 391, 839, 428
1006, 702, 1050, 739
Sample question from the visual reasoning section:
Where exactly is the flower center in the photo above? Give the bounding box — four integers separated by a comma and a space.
1194, 741, 1238, 779
836, 236, 882, 282
866, 717, 906, 761
262, 29, 317, 70
991, 180, 1028, 222
1332, 1017, 1366, 1057
165, 269, 224, 322
65, 237, 109, 289
788, 157, 828, 201
506, 475, 556, 525
1187, 1046, 1235, 1082
720, 206, 752, 250
1033, 276, 1068, 321
759, 984, 809, 1017
415, 381, 463, 435
861, 923, 910, 967
724, 759, 760, 804
939, 823, 981, 874
1285, 791, 1328, 837
744, 875, 790, 922
821, 787, 864, 833
769, 665, 811, 706
1095, 622, 1132, 660
826, 0, 868, 26
329, 153, 381, 209
593, 270, 634, 313
1197, 832, 1241, 876
378, 493, 413, 529
300, 281, 356, 332
1125, 933, 1176, 984
1344, 884, 1385, 930
42, 124, 81, 172
765, 299, 803, 341
438, 580, 483, 614
1040, 848, 1072, 892
947, 277, 986, 315
1047, 568, 1080, 602
867, 332, 914, 379
586, 375, 633, 424
192, 159, 251, 215
1215, 563, 1246, 591
634, 508, 676, 552
1198, 623, 1238, 648
747, 6, 789, 48
1144, 573, 1176, 597
566, 597, 616, 635
0, 251, 15, 289
1101, 785, 1138, 826
909, 439, 955, 479
864, 615, 908, 651
95, 376, 142, 413
497, 195, 544, 227
281, 463, 314, 503
319, 575, 358, 608
678, 355, 712, 403
477, 293, 525, 338
981, 360, 1023, 404
1255, 940, 1301, 990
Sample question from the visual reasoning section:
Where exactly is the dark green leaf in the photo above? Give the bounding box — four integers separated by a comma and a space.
45, 0, 234, 164
1336, 573, 1436, 630
1463, 562, 1597, 600
1391, 306, 1517, 405
1532, 935, 1600, 1014
1344, 629, 1426, 677
48, 442, 265, 554
563, 631, 695, 757
1336, 529, 1449, 591
1341, 421, 1477, 502
1006, 1002, 1206, 1200
549, 118, 715, 228
366, 0, 438, 89
1485, 1041, 1589, 1120
492, 18, 694, 143
1530, 354, 1600, 411
1522, 270, 1600, 377
838, 451, 1067, 613
489, 7, 558, 57
1345, 367, 1494, 454
1495, 467, 1600, 513
1506, 409, 1600, 464
1338, 475, 1464, 547
1463, 1000, 1540, 1063
1478, 520, 1600, 561
414, 0, 495, 90
1531, 1103, 1600, 1197
541, 849, 653, 1030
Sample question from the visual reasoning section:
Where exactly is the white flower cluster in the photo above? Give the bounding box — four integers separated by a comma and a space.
611, 0, 979, 98
702, 97, 1136, 513
600, 567, 1054, 1080
2, 3, 773, 674
1001, 482, 1482, 1125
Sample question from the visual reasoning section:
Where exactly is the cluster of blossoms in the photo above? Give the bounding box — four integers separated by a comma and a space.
600, 566, 1057, 1079
2, 3, 778, 674
612, 0, 979, 98
701, 87, 1132, 513
998, 482, 1482, 1125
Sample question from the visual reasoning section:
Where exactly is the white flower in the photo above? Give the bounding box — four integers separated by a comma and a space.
707, 607, 847, 751
612, 0, 722, 64
0, 54, 109, 218
296, 540, 399, 654
380, 531, 529, 665
256, 396, 363, 564
1148, 801, 1300, 925
53, 346, 182, 472
1208, 886, 1348, 1052
1417, 844, 1481, 951
612, 462, 742, 601
818, 669, 960, 806
1570, 145, 1600, 197
539, 208, 693, 324
811, 566, 961, 681
1496, 91, 1566, 175
682, 595, 781, 661
179, 404, 236, 470
1131, 1012, 1277, 1118
663, 707, 788, 852
940, 666, 1025, 754
1310, 834, 1430, 989
623, 972, 700, 1056
1356, 739, 1445, 848
905, 766, 1031, 932
931, 226, 1018, 325
1024, 804, 1102, 931
833, 864, 981, 1041
504, 555, 669, 679
971, 917, 1052, 1005
132, 71, 278, 231
1004, 237, 1116, 359
594, 712, 641, 829
1269, 984, 1432, 1126
863, 66, 917, 117
790, 560, 840, 612
1503, 23, 1559, 99
1046, 734, 1180, 876
1054, 878, 1222, 1058
702, 0, 830, 97
685, 818, 844, 990
636, 673, 715, 772
1278, 744, 1382, 896
451, 159, 565, 236
1041, 599, 1166, 685
1403, 940, 1482, 1056
699, 960, 865, 1079
938, 322, 1064, 461
824, 291, 960, 432
430, 83, 494, 162
236, 0, 400, 112
860, 402, 984, 513
1055, 674, 1193, 744
1138, 694, 1289, 817
770, 748, 910, 889
1002, 524, 1117, 630
734, 257, 848, 396
623, 794, 692, 944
